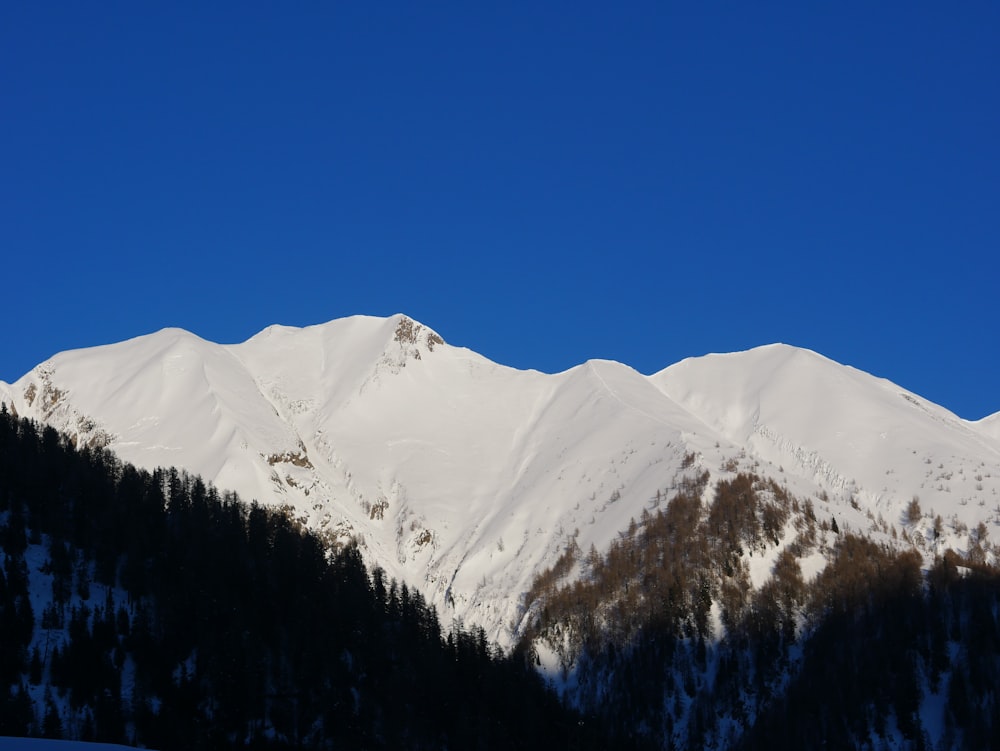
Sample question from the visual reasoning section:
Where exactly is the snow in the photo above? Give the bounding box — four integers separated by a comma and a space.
975, 411, 1000, 441
654, 343, 1000, 540
0, 741, 144, 751
2, 316, 998, 647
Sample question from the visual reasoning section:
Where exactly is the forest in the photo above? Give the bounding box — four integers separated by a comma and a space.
518, 471, 1000, 750
0, 407, 608, 749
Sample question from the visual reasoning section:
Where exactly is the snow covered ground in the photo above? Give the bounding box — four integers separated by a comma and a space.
0, 739, 146, 750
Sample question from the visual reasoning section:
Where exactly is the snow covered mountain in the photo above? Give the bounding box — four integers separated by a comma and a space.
2, 315, 998, 645
654, 344, 1000, 524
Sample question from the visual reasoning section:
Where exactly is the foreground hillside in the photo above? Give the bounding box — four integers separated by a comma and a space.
0, 411, 605, 749
2, 315, 998, 647
517, 470, 1000, 749
4, 411, 1000, 749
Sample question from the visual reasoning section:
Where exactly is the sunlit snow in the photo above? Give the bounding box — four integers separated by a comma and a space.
2, 316, 998, 647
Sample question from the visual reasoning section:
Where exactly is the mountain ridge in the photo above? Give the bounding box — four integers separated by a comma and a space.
2, 315, 998, 646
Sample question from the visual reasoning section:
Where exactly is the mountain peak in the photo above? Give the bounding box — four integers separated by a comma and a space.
240, 314, 445, 357
391, 314, 445, 350
4, 320, 1000, 648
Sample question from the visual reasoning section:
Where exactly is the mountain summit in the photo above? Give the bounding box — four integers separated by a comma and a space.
2, 316, 998, 644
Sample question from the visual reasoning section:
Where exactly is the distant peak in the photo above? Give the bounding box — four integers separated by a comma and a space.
662, 342, 832, 375
392, 315, 444, 351
728, 342, 826, 360
149, 326, 212, 344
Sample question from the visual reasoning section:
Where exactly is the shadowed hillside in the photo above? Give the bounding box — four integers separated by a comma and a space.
518, 471, 1000, 750
0, 407, 610, 749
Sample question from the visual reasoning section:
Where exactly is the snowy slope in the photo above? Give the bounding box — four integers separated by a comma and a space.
975, 411, 1000, 442
2, 320, 998, 645
0, 740, 142, 751
653, 344, 1000, 542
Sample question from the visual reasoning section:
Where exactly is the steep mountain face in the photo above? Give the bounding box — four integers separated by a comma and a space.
2, 316, 998, 647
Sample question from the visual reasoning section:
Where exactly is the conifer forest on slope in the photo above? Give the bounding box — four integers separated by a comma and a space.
2, 407, 1000, 749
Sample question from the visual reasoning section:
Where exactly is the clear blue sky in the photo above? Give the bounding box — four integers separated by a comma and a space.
2, 3, 997, 419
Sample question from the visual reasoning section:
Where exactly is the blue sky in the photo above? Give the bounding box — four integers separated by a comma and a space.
2, 3, 997, 419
